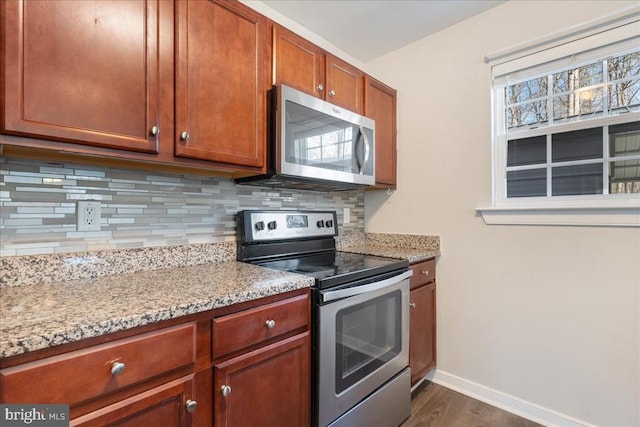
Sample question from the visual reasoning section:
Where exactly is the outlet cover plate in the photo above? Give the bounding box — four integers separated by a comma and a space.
77, 201, 101, 231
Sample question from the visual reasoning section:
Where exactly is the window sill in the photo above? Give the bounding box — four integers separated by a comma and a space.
476, 205, 640, 227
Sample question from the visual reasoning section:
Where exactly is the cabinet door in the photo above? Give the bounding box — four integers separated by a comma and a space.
272, 24, 325, 98
409, 282, 436, 386
1, 0, 160, 153
214, 333, 310, 427
70, 375, 196, 427
326, 55, 364, 114
364, 76, 397, 188
175, 0, 266, 168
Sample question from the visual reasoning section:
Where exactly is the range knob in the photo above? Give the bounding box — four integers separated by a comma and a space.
325, 220, 333, 228
267, 221, 277, 230
316, 220, 325, 228
255, 221, 265, 231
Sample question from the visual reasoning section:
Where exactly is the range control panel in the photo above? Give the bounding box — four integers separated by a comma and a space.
238, 210, 338, 242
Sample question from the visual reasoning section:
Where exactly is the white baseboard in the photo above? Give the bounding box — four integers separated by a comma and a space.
424, 370, 597, 427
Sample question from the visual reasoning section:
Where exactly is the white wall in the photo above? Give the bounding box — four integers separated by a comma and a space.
365, 1, 640, 426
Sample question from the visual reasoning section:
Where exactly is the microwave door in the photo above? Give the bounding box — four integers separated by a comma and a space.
281, 101, 362, 184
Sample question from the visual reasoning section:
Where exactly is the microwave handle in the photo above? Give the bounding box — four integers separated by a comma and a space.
359, 126, 371, 175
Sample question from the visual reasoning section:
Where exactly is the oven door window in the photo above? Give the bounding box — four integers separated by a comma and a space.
335, 289, 402, 394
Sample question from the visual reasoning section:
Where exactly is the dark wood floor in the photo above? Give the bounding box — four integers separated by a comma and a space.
402, 382, 544, 427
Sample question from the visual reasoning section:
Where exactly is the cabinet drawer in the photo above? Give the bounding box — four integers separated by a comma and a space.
1, 323, 196, 405
410, 258, 436, 289
213, 294, 309, 359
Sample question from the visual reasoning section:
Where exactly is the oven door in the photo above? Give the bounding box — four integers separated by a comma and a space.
317, 270, 411, 427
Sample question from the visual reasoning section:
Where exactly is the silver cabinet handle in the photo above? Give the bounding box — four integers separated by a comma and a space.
422, 270, 429, 276
409, 302, 416, 308
316, 84, 323, 92
180, 131, 190, 141
265, 319, 276, 329
110, 361, 126, 376
185, 399, 197, 413
150, 125, 159, 136
328, 90, 336, 97
220, 385, 232, 397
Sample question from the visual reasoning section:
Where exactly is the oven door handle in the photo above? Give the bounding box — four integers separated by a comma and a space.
322, 269, 413, 303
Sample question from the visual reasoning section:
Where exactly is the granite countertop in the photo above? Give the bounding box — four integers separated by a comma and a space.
1, 233, 440, 360
339, 244, 439, 264
338, 232, 440, 264
0, 261, 313, 359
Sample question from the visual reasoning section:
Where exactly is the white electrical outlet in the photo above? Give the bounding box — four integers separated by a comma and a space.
343, 207, 351, 224
77, 201, 102, 231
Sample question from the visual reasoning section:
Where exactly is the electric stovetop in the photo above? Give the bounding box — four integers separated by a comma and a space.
254, 250, 408, 290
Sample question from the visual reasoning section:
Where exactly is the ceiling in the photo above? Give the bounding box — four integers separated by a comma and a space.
263, 0, 505, 63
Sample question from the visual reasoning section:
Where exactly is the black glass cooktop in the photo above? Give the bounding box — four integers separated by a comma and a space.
254, 251, 408, 289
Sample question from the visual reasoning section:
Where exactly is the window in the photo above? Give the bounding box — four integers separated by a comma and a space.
480, 12, 640, 226
502, 52, 640, 200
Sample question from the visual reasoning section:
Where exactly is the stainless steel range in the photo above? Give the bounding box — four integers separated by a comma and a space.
237, 210, 412, 427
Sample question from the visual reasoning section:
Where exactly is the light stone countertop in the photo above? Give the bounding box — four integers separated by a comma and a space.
1, 233, 441, 359
0, 261, 313, 359
339, 244, 439, 264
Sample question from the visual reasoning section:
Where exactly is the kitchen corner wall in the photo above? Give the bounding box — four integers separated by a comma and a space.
0, 157, 364, 257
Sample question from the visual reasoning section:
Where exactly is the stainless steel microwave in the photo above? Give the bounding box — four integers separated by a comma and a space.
235, 85, 375, 191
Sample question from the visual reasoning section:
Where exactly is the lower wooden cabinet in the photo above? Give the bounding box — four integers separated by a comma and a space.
0, 289, 311, 427
409, 259, 437, 386
70, 375, 196, 427
213, 333, 310, 427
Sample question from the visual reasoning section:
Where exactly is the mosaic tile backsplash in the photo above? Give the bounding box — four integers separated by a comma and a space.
0, 157, 365, 257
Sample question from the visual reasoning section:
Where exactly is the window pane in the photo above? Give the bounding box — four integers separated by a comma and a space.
507, 135, 546, 166
552, 163, 603, 195
552, 127, 602, 162
507, 77, 548, 103
610, 159, 640, 193
608, 51, 640, 82
610, 121, 640, 158
507, 100, 548, 128
553, 62, 603, 93
507, 169, 546, 197
609, 78, 640, 111
552, 86, 604, 121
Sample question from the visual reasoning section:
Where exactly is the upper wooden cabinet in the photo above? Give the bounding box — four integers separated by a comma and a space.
1, 0, 160, 153
364, 76, 398, 188
272, 24, 324, 100
1, 0, 266, 172
174, 0, 267, 168
273, 24, 364, 114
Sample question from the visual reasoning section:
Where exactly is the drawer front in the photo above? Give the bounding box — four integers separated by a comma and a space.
410, 258, 436, 289
213, 293, 309, 359
1, 323, 196, 405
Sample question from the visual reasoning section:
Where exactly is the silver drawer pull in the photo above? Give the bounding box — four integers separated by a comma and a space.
409, 302, 416, 308
220, 385, 232, 397
265, 319, 276, 329
185, 399, 197, 413
110, 361, 126, 376
421, 270, 429, 276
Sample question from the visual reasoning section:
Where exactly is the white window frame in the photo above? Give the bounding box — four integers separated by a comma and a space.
478, 7, 640, 227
